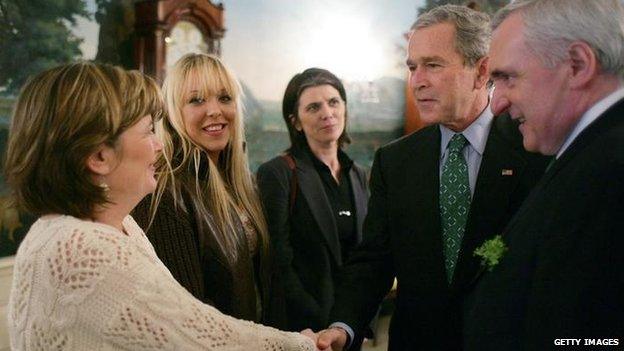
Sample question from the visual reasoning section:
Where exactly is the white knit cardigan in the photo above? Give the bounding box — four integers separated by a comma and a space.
7, 214, 315, 351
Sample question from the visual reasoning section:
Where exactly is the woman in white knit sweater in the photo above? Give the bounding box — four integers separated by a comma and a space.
4, 62, 317, 351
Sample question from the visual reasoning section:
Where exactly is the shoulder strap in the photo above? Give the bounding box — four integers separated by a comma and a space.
280, 153, 297, 214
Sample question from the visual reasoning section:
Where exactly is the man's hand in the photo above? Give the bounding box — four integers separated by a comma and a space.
316, 327, 348, 351
300, 329, 331, 351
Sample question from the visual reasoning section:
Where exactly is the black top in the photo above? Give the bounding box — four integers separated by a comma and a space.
132, 163, 267, 323
257, 145, 369, 333
307, 146, 357, 261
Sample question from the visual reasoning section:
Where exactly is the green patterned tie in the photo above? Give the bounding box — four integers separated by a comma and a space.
440, 133, 471, 282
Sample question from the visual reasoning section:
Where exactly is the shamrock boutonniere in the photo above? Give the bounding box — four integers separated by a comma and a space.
474, 235, 508, 272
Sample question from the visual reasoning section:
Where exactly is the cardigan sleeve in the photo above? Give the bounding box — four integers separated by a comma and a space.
8, 215, 316, 351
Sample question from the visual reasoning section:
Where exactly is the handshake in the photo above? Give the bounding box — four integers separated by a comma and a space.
300, 326, 350, 351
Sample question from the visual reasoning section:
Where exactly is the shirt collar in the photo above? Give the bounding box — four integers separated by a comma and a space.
305, 143, 353, 173
439, 102, 494, 156
556, 86, 624, 158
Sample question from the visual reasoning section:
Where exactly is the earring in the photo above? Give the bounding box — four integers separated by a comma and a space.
99, 178, 110, 192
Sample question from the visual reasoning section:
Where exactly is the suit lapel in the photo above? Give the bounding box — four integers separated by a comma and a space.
404, 128, 441, 231
401, 129, 448, 286
466, 164, 549, 288
453, 118, 528, 291
293, 151, 343, 264
349, 167, 367, 244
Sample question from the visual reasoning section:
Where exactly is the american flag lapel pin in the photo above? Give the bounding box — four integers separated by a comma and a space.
501, 169, 513, 176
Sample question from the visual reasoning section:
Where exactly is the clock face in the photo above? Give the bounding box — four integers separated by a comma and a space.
166, 21, 209, 71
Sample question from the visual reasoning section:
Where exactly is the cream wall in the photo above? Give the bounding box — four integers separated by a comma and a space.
0, 256, 13, 351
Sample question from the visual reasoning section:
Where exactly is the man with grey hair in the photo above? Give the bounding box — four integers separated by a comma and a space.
312, 4, 547, 351
464, 0, 624, 349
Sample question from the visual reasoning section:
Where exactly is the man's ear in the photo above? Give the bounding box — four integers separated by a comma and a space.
567, 41, 597, 89
290, 114, 302, 132
474, 56, 490, 90
86, 144, 115, 176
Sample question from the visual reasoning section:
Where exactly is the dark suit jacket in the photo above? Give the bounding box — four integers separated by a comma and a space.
257, 146, 368, 332
330, 114, 549, 351
464, 99, 624, 351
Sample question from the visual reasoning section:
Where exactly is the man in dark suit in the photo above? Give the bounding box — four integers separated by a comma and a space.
315, 5, 548, 351
464, 1, 624, 350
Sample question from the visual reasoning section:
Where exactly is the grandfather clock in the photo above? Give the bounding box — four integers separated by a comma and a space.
134, 0, 225, 82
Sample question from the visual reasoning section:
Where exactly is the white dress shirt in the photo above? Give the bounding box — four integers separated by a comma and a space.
439, 105, 494, 197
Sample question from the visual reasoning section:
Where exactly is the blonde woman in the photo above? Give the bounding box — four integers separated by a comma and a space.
5, 62, 315, 350
133, 53, 270, 323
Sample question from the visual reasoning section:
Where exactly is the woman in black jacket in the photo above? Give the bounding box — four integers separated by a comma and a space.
257, 68, 368, 339
133, 53, 270, 323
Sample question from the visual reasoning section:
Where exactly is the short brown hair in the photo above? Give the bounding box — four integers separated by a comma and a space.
412, 4, 491, 67
4, 62, 163, 218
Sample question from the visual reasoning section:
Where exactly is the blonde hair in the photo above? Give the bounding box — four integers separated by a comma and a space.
154, 53, 268, 263
4, 62, 163, 218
